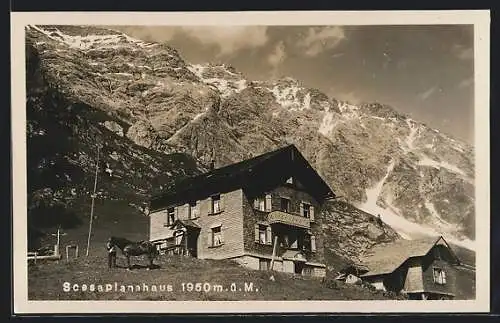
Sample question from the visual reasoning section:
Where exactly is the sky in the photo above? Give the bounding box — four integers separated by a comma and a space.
112, 25, 475, 145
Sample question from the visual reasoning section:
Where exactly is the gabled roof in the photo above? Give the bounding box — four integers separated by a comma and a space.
359, 236, 461, 277
150, 145, 335, 211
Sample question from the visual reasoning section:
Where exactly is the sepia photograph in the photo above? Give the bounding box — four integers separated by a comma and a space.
11, 10, 490, 313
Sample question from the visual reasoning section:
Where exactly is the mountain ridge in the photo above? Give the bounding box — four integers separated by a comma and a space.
25, 24, 475, 251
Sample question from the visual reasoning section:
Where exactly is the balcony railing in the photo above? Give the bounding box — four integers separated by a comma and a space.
267, 211, 310, 229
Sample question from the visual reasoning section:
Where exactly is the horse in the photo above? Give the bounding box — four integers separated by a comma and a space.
108, 236, 159, 270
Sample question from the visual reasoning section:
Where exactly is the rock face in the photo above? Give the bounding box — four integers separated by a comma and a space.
25, 25, 475, 248
322, 201, 400, 270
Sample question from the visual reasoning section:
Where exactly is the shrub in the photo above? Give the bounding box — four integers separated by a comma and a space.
321, 278, 340, 290
362, 282, 377, 291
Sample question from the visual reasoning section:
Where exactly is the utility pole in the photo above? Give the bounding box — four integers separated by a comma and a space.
86, 145, 100, 257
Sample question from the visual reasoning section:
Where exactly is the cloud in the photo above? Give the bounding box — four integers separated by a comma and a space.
331, 52, 345, 59
296, 26, 346, 57
458, 77, 474, 89
452, 44, 473, 60
418, 86, 437, 100
109, 25, 269, 57
106, 26, 178, 43
180, 26, 269, 56
267, 41, 287, 67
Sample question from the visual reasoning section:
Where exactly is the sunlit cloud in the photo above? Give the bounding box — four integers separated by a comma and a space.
458, 77, 474, 89
296, 26, 346, 57
110, 25, 269, 57
267, 41, 287, 67
451, 43, 473, 60
418, 86, 438, 101
181, 26, 269, 56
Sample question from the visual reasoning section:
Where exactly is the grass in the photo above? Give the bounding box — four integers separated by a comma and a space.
28, 254, 396, 301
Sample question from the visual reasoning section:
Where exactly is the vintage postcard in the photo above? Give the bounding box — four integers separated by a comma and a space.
11, 10, 490, 313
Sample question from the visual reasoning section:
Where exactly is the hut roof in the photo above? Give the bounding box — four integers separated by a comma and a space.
150, 144, 335, 210
359, 236, 460, 277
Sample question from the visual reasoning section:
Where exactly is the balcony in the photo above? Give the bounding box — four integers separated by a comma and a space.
267, 211, 310, 229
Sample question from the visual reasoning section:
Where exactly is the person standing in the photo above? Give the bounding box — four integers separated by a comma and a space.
106, 238, 117, 268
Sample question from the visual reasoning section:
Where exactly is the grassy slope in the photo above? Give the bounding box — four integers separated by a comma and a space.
28, 254, 396, 301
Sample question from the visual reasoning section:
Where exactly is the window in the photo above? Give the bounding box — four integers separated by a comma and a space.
280, 197, 290, 213
254, 196, 266, 211
211, 226, 223, 246
167, 207, 175, 225
286, 177, 293, 184
211, 195, 221, 214
302, 203, 311, 218
259, 258, 270, 271
260, 225, 271, 244
253, 194, 272, 212
255, 224, 272, 245
433, 268, 447, 285
259, 225, 267, 244
188, 201, 197, 219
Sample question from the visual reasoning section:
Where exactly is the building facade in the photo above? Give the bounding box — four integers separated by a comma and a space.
357, 236, 465, 299
148, 145, 335, 277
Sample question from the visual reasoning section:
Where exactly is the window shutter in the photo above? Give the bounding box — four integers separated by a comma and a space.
300, 202, 304, 217
220, 226, 225, 244
253, 199, 259, 209
311, 235, 317, 252
254, 224, 260, 243
195, 201, 200, 217
219, 194, 224, 211
265, 194, 272, 211
207, 230, 213, 247
174, 207, 179, 221
310, 206, 315, 222
266, 226, 272, 245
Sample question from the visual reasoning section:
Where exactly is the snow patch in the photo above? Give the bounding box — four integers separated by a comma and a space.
111, 72, 132, 77
28, 25, 153, 51
405, 118, 419, 151
361, 160, 395, 213
338, 102, 360, 119
418, 156, 466, 176
187, 64, 206, 79
188, 64, 247, 98
318, 108, 339, 137
270, 84, 301, 109
168, 106, 210, 141
358, 160, 475, 250
424, 201, 453, 228
302, 93, 311, 110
